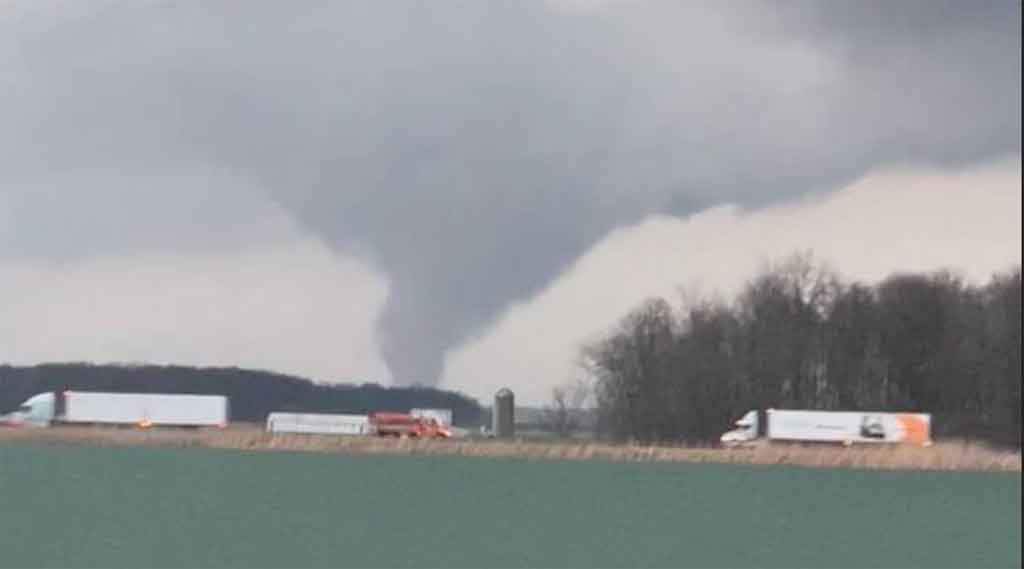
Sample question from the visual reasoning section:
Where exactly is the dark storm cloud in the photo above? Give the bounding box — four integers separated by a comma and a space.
1, 1, 1019, 383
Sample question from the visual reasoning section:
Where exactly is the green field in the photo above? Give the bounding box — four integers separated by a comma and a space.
1, 443, 1019, 568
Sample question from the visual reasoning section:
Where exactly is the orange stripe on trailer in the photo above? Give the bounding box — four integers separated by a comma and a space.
897, 415, 930, 446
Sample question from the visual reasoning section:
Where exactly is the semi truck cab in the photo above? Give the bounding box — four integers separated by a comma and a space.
719, 410, 760, 446
1, 392, 56, 427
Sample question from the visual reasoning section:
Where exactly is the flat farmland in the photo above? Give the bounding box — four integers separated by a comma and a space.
1, 442, 1019, 568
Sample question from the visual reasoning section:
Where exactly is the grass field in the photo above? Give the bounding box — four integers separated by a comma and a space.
1, 442, 1020, 568
1, 425, 1020, 472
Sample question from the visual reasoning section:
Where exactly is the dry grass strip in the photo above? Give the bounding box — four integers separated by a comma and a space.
2, 425, 1019, 472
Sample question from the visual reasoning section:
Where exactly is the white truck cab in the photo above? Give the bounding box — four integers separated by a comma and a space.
719, 410, 761, 447
2, 392, 56, 427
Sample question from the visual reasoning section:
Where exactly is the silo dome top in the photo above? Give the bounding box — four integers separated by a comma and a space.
495, 388, 514, 398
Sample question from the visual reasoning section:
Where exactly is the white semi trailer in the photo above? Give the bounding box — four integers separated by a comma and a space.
1, 391, 229, 428
266, 412, 371, 435
720, 409, 932, 447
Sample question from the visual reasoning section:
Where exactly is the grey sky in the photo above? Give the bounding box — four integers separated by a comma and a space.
1, 1, 1020, 385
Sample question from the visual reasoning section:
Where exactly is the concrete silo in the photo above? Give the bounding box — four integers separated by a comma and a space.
492, 388, 515, 438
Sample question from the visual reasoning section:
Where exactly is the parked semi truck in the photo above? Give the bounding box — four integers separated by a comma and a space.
369, 412, 451, 438
266, 412, 371, 435
264, 410, 454, 438
720, 409, 932, 447
0, 391, 229, 428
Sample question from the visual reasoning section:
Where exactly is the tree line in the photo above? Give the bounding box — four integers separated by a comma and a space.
0, 363, 484, 426
583, 254, 1021, 447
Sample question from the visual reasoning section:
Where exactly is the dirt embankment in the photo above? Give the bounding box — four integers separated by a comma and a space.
1, 425, 1019, 472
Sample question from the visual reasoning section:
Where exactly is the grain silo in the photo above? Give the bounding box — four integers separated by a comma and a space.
493, 388, 515, 438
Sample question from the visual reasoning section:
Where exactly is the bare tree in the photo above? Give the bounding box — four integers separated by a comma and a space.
585, 297, 676, 441
542, 379, 591, 437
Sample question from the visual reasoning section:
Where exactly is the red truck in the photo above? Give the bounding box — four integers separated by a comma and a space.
369, 412, 451, 439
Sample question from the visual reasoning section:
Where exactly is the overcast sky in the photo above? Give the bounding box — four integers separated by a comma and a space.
1, 1, 1020, 404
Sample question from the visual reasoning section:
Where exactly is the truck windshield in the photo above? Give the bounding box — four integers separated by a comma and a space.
17, 405, 31, 413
